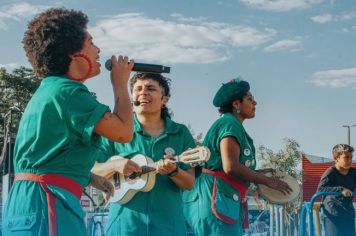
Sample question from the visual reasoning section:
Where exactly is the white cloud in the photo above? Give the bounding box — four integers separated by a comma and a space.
0, 63, 19, 71
311, 11, 356, 24
0, 2, 50, 30
90, 13, 276, 64
310, 67, 356, 88
311, 14, 333, 23
340, 12, 356, 21
239, 0, 324, 12
170, 13, 207, 23
264, 39, 302, 52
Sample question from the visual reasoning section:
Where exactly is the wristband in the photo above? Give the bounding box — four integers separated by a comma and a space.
167, 167, 179, 177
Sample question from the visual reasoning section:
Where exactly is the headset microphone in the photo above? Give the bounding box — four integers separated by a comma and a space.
133, 101, 140, 106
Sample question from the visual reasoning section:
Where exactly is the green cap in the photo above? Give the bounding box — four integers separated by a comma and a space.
213, 77, 250, 107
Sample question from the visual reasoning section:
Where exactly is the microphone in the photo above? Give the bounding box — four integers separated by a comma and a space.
105, 59, 170, 73
133, 101, 140, 106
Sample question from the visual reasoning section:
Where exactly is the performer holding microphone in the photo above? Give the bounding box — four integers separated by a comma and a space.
3, 8, 134, 236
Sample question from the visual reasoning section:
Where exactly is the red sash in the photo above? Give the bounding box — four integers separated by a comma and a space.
14, 173, 82, 236
203, 168, 249, 228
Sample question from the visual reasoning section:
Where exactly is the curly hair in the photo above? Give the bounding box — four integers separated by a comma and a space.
130, 73, 172, 118
22, 8, 88, 78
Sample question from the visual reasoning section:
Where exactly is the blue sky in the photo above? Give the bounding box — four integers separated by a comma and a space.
1, 0, 356, 158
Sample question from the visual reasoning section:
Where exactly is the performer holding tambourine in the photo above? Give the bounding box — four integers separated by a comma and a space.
258, 170, 300, 204
183, 77, 293, 236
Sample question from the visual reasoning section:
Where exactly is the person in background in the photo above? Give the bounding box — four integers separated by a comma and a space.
93, 72, 196, 236
3, 8, 134, 236
183, 77, 291, 236
317, 144, 356, 236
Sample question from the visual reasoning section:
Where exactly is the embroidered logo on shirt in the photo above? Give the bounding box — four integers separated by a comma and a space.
243, 148, 251, 156
164, 147, 176, 156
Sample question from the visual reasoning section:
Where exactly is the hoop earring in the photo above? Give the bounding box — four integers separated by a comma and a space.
67, 53, 92, 82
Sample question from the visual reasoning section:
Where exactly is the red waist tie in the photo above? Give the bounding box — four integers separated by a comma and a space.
14, 173, 83, 236
203, 168, 249, 228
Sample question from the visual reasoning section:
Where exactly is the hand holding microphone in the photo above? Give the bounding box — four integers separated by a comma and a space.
110, 55, 134, 87
105, 59, 170, 74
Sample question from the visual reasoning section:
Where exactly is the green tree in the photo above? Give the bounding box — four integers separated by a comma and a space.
256, 138, 302, 224
257, 138, 302, 182
0, 67, 41, 163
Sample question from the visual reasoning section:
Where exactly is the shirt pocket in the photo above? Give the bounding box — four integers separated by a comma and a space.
212, 178, 242, 224
4, 213, 38, 233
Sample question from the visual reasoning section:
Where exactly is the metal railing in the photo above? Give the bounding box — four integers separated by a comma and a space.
300, 191, 356, 236
86, 211, 108, 236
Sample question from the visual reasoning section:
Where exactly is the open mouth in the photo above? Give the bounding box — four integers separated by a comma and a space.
139, 99, 150, 105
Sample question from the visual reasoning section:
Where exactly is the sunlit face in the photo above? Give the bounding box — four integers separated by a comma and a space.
238, 91, 257, 119
335, 152, 353, 170
132, 79, 168, 116
72, 31, 101, 79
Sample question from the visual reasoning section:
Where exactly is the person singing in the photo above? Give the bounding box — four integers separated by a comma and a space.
3, 8, 134, 236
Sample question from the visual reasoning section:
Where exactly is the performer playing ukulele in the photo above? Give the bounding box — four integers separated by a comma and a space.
93, 73, 196, 236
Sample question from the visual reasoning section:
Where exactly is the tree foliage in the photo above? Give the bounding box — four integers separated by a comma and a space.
186, 123, 203, 146
0, 67, 41, 152
257, 138, 302, 182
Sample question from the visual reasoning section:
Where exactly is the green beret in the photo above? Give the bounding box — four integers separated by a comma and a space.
213, 77, 250, 107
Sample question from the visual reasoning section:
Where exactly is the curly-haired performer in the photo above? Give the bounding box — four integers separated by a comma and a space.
2, 8, 134, 236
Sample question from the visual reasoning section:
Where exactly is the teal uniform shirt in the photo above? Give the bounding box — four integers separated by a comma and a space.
2, 76, 110, 236
104, 115, 195, 236
183, 113, 256, 236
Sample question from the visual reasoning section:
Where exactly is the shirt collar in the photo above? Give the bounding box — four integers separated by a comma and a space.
134, 115, 179, 135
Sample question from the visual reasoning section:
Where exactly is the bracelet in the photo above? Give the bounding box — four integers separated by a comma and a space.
167, 167, 179, 177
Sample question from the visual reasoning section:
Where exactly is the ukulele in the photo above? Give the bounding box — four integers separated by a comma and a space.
108, 146, 210, 204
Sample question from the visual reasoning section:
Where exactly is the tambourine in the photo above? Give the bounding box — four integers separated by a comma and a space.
258, 170, 300, 204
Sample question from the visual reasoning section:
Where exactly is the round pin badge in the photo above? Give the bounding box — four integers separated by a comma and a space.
164, 147, 176, 156
243, 148, 251, 156
244, 160, 251, 167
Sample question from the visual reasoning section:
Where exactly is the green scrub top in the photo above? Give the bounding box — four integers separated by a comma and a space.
183, 113, 256, 236
104, 115, 195, 236
3, 75, 110, 236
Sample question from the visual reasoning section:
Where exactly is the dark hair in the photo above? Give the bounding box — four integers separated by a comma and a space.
130, 73, 171, 118
332, 144, 354, 158
22, 8, 88, 78
218, 93, 247, 115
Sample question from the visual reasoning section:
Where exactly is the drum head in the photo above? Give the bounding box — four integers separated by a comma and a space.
258, 170, 300, 204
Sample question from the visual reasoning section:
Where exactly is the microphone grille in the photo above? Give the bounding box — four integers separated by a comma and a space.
105, 59, 112, 71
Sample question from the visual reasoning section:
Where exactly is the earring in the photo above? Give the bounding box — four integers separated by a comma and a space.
67, 53, 92, 82
236, 108, 241, 114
